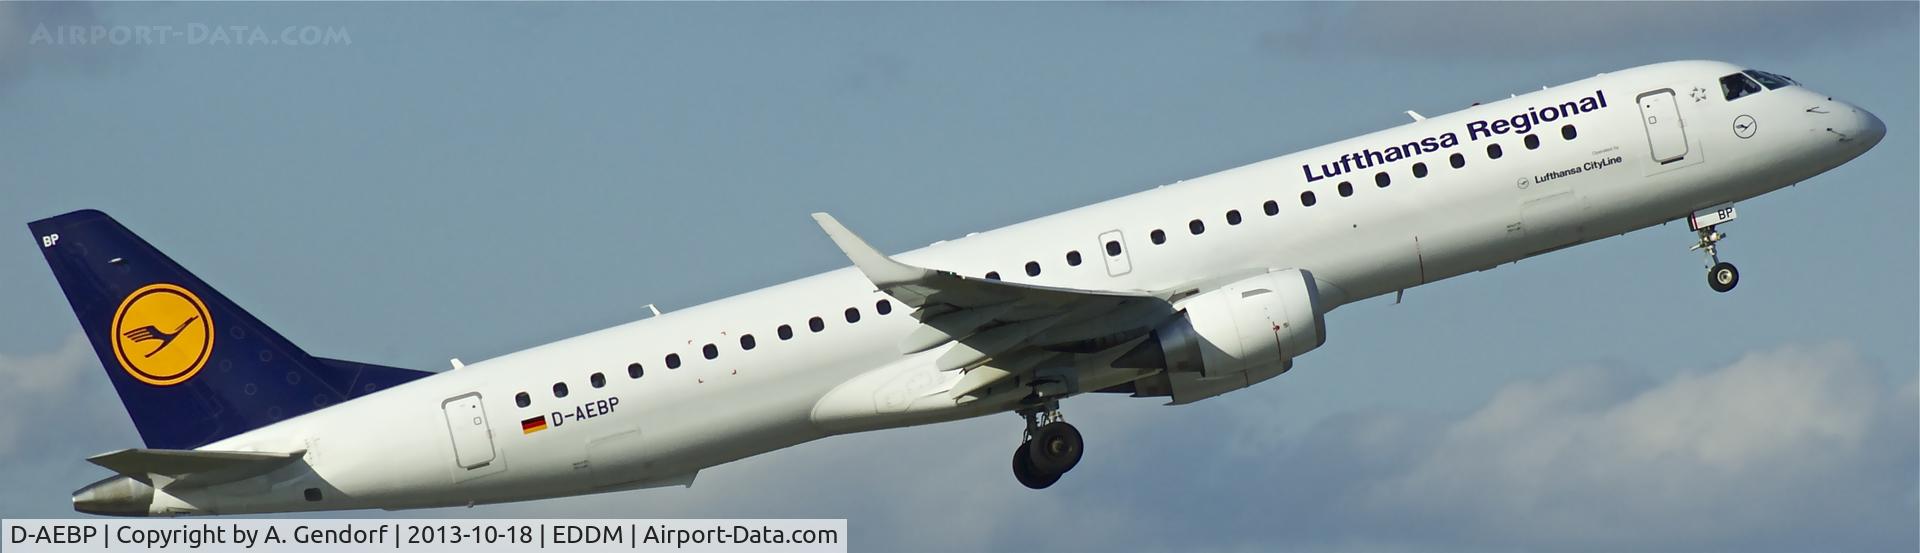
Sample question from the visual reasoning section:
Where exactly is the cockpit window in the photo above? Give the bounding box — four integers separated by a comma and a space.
1720, 73, 1763, 101
1744, 70, 1796, 90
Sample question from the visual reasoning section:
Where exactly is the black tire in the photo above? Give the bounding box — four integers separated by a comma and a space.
1012, 441, 1059, 489
1027, 421, 1084, 476
1708, 262, 1740, 293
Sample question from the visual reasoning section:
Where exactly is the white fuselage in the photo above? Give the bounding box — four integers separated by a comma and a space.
131, 60, 1882, 515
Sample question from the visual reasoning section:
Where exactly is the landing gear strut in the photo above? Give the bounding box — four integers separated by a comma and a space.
1011, 402, 1082, 489
1688, 203, 1740, 293
1692, 226, 1739, 293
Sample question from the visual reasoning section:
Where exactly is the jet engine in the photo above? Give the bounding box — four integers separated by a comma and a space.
1114, 269, 1327, 403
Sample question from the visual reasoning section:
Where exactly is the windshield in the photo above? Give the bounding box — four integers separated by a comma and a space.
1720, 73, 1764, 101
1744, 70, 1796, 90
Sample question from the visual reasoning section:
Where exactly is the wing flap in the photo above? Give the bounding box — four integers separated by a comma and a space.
933, 313, 1065, 371
899, 301, 1016, 354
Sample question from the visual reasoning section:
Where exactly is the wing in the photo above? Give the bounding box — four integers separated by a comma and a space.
812, 213, 1173, 395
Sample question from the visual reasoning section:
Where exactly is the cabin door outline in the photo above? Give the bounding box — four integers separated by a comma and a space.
1637, 89, 1690, 164
441, 392, 497, 470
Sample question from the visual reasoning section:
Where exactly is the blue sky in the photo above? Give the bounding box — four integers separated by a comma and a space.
1, 3, 1914, 552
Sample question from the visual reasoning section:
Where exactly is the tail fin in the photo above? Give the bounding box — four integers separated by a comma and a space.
28, 210, 432, 450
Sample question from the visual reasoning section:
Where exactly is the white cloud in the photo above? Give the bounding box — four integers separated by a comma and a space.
0, 333, 142, 515
457, 343, 1914, 552
0, 332, 106, 455
1351, 344, 1915, 551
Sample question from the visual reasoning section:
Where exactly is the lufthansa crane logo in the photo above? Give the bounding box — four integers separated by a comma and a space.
111, 283, 214, 386
1733, 114, 1757, 139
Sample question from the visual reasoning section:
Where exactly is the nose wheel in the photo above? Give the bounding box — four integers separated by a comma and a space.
1708, 261, 1740, 293
1011, 403, 1082, 490
1691, 226, 1739, 293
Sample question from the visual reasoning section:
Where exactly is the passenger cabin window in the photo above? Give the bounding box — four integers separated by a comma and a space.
1025, 261, 1041, 276
1105, 240, 1122, 256
515, 392, 530, 408
1301, 191, 1317, 207
1337, 181, 1354, 197
1449, 153, 1466, 169
553, 382, 569, 398
1065, 251, 1082, 266
1720, 73, 1763, 101
1225, 210, 1242, 225
1524, 134, 1541, 150
590, 372, 606, 388
778, 324, 794, 340
666, 353, 681, 369
876, 299, 893, 315
984, 271, 1001, 280
1745, 69, 1796, 90
1374, 172, 1390, 188
1487, 143, 1503, 159
627, 363, 643, 379
702, 343, 718, 360
1263, 200, 1279, 216
1188, 219, 1205, 235
1413, 162, 1428, 178
809, 316, 825, 333
1561, 124, 1578, 140
845, 307, 861, 323
740, 334, 756, 350
1150, 230, 1166, 244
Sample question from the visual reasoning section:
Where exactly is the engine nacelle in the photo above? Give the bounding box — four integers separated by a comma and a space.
1164, 268, 1326, 377
1114, 269, 1327, 403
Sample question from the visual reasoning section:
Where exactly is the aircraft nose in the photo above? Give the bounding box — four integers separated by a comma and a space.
1856, 106, 1886, 149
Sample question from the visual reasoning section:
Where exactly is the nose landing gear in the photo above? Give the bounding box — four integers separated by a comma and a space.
1693, 227, 1739, 293
1011, 403, 1082, 489
1688, 203, 1740, 293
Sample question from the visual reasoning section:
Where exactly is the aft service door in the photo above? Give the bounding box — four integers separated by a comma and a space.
1637, 90, 1690, 164
441, 393, 496, 469
1098, 230, 1132, 277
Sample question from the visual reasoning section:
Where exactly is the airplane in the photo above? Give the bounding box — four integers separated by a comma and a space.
30, 60, 1882, 516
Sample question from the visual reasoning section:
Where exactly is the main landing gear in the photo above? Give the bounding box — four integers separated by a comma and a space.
1011, 402, 1082, 489
1688, 203, 1740, 293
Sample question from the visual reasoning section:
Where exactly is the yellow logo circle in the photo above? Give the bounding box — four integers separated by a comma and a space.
111, 283, 214, 386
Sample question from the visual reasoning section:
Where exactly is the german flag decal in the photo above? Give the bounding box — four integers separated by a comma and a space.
521, 415, 548, 434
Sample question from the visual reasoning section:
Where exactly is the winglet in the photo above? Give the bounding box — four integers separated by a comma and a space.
811, 213, 931, 287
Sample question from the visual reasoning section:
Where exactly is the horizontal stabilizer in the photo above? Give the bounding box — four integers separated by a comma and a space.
88, 448, 304, 489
